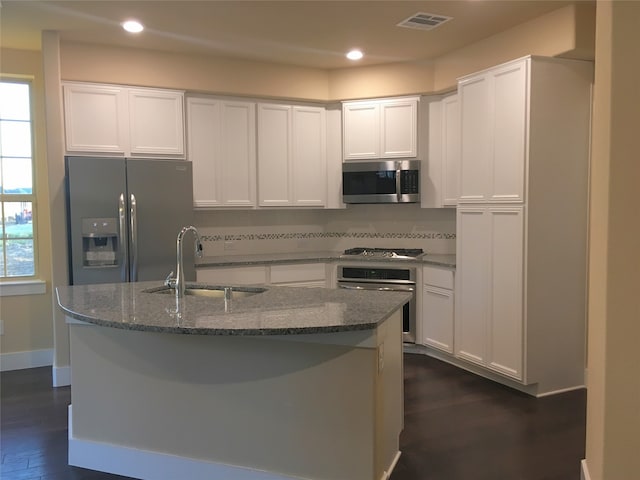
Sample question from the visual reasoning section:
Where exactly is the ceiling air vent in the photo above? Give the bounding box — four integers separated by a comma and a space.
397, 12, 453, 31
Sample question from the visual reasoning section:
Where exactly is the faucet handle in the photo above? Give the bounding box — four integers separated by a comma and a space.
164, 271, 176, 288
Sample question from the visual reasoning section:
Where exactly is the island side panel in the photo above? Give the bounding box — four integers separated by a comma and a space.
68, 322, 400, 480
375, 309, 404, 477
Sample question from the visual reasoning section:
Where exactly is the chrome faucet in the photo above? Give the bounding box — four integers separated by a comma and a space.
165, 226, 203, 298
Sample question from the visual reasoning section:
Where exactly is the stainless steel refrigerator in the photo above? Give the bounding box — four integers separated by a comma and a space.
65, 156, 195, 285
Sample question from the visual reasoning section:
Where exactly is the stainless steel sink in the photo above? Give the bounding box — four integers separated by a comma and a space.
144, 285, 267, 299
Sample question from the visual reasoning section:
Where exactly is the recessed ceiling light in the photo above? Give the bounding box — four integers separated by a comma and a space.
122, 20, 144, 33
346, 49, 364, 61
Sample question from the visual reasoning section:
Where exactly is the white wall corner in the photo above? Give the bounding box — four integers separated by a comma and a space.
53, 364, 72, 387
0, 348, 53, 371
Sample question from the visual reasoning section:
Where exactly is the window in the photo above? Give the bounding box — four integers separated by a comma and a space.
0, 79, 36, 278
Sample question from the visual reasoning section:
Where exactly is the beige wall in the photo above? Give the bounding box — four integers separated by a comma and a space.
60, 42, 330, 101
431, 3, 595, 91
0, 48, 54, 354
57, 4, 595, 101
585, 2, 640, 479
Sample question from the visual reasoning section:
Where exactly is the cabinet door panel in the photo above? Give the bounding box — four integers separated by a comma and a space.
455, 208, 490, 365
270, 263, 326, 284
422, 285, 454, 353
343, 102, 379, 159
197, 266, 267, 285
258, 104, 291, 206
187, 98, 256, 208
491, 62, 527, 202
63, 84, 128, 154
187, 98, 222, 207
441, 94, 461, 206
488, 207, 524, 379
381, 100, 417, 158
221, 102, 256, 206
292, 107, 326, 206
129, 89, 184, 156
459, 75, 491, 202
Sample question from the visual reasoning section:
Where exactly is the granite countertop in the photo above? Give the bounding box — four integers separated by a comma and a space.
56, 281, 412, 336
196, 251, 456, 268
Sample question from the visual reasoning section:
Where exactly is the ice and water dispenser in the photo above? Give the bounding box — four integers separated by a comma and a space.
81, 218, 118, 267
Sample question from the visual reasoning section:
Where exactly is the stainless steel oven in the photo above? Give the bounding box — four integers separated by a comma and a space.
337, 264, 417, 343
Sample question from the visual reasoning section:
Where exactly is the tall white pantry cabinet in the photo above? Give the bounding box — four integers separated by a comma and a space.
455, 56, 593, 395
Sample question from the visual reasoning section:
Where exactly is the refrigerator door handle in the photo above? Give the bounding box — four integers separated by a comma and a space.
130, 193, 138, 282
118, 193, 129, 282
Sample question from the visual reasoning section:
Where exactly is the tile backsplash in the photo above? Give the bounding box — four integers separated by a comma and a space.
195, 204, 456, 256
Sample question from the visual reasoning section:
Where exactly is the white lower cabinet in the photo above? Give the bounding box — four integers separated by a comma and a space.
197, 266, 267, 285
270, 263, 327, 288
197, 263, 326, 288
421, 266, 455, 354
455, 206, 524, 380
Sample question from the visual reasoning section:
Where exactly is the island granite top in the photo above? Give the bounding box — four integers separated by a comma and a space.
196, 251, 456, 268
56, 281, 412, 336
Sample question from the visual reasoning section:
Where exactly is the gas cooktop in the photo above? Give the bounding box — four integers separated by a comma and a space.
341, 247, 425, 260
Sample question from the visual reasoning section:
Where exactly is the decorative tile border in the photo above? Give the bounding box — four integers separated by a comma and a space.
200, 231, 456, 243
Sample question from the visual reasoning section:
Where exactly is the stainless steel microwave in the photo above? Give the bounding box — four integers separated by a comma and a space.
342, 159, 420, 204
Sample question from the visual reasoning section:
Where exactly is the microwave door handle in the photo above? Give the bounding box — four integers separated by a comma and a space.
396, 168, 402, 202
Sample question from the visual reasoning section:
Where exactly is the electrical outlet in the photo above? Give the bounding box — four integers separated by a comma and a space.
224, 240, 235, 251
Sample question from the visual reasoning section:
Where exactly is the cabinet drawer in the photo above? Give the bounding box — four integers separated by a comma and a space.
197, 266, 267, 285
423, 265, 454, 289
270, 263, 326, 284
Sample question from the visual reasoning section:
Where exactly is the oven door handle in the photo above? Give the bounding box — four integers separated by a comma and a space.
339, 284, 415, 292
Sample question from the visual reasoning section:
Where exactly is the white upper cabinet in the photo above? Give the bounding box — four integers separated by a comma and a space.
342, 97, 418, 160
128, 89, 185, 156
422, 94, 460, 208
258, 104, 291, 206
292, 106, 327, 206
257, 103, 326, 207
458, 58, 527, 203
186, 96, 256, 208
63, 83, 128, 154
441, 94, 461, 206
63, 82, 185, 157
342, 101, 379, 159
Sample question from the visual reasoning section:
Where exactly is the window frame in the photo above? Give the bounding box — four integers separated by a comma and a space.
0, 76, 39, 281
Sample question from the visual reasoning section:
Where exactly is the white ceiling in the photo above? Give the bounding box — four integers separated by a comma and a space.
1, 0, 583, 70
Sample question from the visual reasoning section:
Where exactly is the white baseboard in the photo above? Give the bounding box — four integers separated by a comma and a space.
536, 384, 587, 398
382, 451, 402, 480
581, 459, 591, 480
68, 406, 312, 480
52, 365, 71, 387
0, 348, 53, 371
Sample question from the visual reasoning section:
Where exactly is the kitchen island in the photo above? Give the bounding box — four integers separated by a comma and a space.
57, 281, 411, 480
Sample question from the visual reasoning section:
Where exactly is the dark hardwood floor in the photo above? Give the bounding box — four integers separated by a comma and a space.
1, 354, 586, 480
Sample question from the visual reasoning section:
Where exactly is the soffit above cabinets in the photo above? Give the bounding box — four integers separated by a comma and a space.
2, 0, 580, 69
